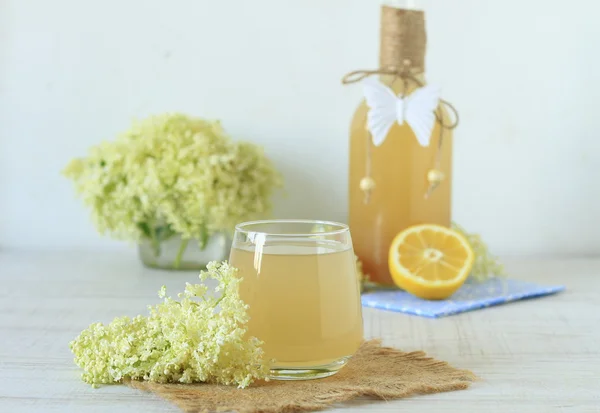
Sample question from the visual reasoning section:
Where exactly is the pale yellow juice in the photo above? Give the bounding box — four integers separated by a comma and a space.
349, 75, 453, 285
229, 240, 364, 368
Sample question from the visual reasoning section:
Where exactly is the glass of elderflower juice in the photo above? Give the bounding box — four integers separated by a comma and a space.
229, 220, 364, 380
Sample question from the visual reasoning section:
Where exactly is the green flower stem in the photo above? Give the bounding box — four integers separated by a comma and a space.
173, 239, 189, 269
199, 225, 209, 250
149, 225, 161, 258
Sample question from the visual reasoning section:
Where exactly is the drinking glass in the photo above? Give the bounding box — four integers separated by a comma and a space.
229, 219, 364, 380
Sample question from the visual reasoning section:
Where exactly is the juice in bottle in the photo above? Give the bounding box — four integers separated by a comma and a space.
348, 6, 453, 285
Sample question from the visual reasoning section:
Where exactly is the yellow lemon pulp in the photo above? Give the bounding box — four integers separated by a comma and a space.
388, 224, 474, 300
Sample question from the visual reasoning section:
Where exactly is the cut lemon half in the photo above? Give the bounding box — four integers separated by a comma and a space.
388, 224, 474, 300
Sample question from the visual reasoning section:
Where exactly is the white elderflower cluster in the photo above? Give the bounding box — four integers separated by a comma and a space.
69, 262, 270, 388
452, 222, 506, 281
63, 113, 282, 243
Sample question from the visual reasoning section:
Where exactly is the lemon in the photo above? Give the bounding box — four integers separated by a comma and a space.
388, 224, 474, 300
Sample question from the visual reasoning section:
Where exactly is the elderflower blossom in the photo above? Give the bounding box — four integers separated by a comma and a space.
452, 222, 506, 281
63, 114, 283, 242
69, 262, 270, 388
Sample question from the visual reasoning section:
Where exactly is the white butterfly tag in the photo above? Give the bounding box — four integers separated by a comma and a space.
362, 77, 441, 147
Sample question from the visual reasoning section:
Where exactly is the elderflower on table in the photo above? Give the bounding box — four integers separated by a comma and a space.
69, 262, 270, 388
452, 222, 506, 281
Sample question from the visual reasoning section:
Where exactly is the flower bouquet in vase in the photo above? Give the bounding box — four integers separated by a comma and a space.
63, 113, 282, 270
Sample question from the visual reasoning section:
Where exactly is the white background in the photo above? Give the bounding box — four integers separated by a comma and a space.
1, 0, 598, 255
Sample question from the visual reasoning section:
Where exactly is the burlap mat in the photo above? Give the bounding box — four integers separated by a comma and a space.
128, 340, 476, 413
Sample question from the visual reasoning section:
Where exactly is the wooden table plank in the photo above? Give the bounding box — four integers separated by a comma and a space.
1, 251, 598, 412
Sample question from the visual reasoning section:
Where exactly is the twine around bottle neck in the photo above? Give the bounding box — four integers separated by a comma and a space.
380, 6, 427, 73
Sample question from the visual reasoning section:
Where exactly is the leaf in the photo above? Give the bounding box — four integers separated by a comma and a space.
137, 222, 152, 238
155, 225, 177, 242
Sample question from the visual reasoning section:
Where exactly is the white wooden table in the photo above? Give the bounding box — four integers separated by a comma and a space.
1, 251, 599, 412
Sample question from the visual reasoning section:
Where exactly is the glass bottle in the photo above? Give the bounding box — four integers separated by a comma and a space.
348, 5, 453, 285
